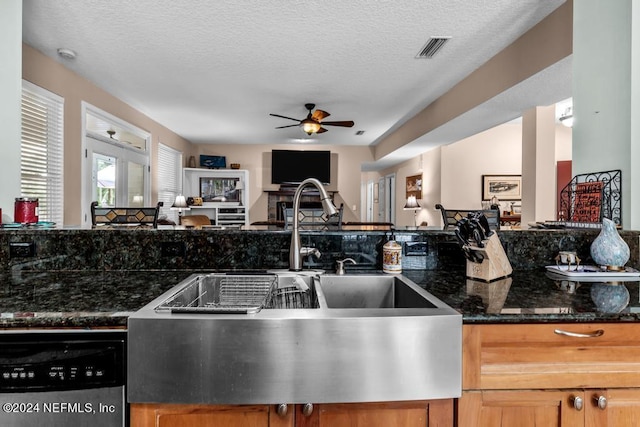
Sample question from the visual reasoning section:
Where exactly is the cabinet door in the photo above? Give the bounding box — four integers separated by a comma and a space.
587, 389, 640, 427
296, 400, 453, 427
130, 403, 293, 427
458, 391, 584, 427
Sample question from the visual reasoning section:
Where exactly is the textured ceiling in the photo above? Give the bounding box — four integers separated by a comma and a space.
22, 0, 569, 169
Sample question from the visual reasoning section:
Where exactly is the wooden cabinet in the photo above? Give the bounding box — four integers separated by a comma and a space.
460, 323, 640, 426
130, 403, 293, 427
295, 400, 453, 427
459, 389, 640, 427
131, 400, 453, 427
597, 389, 640, 427
458, 390, 583, 426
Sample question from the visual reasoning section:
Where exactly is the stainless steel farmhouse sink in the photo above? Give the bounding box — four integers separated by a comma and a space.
315, 274, 438, 309
128, 273, 461, 405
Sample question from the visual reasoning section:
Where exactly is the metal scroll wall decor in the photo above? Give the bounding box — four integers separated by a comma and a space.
558, 169, 622, 226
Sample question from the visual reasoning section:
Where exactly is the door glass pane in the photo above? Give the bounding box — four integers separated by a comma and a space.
86, 112, 147, 151
94, 154, 116, 207
128, 162, 145, 206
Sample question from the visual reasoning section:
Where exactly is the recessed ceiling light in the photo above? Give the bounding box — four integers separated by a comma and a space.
57, 48, 77, 60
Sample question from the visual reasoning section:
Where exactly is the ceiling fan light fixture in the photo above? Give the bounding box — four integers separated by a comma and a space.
271, 103, 353, 135
301, 119, 321, 135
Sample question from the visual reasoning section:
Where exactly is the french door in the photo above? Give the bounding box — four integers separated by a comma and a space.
83, 135, 150, 224
81, 104, 151, 227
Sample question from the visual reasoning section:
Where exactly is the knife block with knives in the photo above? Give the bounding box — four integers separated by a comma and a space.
455, 213, 513, 282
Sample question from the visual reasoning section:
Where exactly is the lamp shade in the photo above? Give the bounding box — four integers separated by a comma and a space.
403, 195, 421, 210
172, 195, 188, 208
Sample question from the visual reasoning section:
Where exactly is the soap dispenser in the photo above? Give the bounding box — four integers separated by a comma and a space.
382, 233, 402, 274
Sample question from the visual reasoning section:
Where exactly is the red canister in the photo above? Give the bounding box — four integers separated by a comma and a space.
14, 198, 39, 224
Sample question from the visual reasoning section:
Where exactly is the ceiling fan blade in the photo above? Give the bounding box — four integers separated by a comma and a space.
316, 127, 328, 134
269, 113, 301, 122
312, 109, 330, 121
275, 124, 300, 129
321, 120, 355, 127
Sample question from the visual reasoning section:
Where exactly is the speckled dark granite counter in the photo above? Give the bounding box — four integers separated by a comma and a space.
6, 228, 640, 273
1, 268, 639, 328
404, 270, 640, 324
0, 270, 191, 328
2, 228, 640, 328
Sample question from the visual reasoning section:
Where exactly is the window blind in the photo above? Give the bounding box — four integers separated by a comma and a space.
21, 81, 64, 225
157, 143, 182, 224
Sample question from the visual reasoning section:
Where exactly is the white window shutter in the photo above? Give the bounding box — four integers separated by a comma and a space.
21, 81, 64, 225
157, 143, 182, 224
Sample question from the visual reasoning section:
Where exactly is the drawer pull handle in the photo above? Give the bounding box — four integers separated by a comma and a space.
554, 329, 604, 338
276, 403, 288, 417
594, 395, 607, 410
572, 396, 583, 411
302, 403, 314, 417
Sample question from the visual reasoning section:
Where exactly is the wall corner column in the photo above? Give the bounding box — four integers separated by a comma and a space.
0, 0, 22, 223
521, 105, 557, 226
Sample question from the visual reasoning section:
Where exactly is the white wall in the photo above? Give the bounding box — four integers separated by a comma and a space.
441, 123, 523, 212
193, 143, 374, 224
573, 0, 637, 228
0, 1, 22, 223
555, 125, 573, 161
381, 120, 573, 228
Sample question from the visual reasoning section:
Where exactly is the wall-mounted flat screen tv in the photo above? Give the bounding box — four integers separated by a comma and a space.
271, 150, 331, 184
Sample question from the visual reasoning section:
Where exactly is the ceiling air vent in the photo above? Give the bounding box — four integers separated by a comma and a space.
415, 37, 451, 59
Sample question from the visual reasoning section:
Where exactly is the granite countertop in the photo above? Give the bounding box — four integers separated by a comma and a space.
404, 269, 640, 323
0, 270, 191, 328
1, 269, 639, 328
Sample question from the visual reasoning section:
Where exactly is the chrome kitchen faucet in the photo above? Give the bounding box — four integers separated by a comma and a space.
289, 178, 339, 271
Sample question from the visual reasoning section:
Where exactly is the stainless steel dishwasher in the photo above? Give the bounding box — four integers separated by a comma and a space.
0, 330, 126, 427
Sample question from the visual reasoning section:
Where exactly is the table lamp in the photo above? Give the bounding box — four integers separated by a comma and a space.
403, 195, 421, 229
171, 195, 190, 224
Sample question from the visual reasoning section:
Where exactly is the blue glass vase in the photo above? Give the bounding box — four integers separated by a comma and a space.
590, 218, 629, 270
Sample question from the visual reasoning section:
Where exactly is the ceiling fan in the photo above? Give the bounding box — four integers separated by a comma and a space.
270, 103, 355, 135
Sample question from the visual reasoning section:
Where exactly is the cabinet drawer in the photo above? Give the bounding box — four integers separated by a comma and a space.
463, 323, 640, 390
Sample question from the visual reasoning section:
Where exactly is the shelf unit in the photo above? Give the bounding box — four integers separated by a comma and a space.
182, 168, 249, 227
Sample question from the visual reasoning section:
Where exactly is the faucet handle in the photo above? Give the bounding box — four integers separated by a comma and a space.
300, 247, 321, 259
336, 258, 357, 275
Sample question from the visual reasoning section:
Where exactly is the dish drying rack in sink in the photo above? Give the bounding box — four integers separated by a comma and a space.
155, 273, 316, 314
157, 274, 277, 314
268, 277, 315, 309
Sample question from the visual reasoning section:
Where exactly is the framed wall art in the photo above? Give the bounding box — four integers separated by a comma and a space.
482, 175, 522, 201
406, 174, 423, 199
